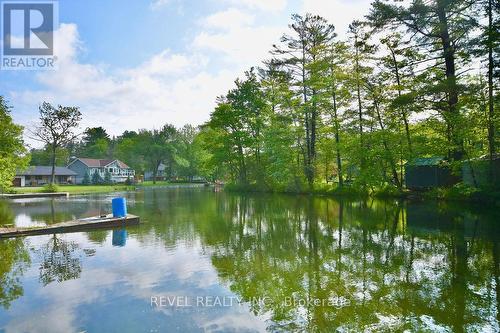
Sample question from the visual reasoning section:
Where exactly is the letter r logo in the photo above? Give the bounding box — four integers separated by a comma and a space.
2, 2, 55, 56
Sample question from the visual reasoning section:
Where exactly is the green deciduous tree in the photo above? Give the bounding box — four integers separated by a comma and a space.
137, 124, 186, 183
30, 102, 81, 184
205, 69, 267, 185
29, 146, 69, 166
0, 97, 29, 191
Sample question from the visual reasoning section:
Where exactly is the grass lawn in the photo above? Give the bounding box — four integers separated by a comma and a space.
11, 185, 137, 195
10, 181, 199, 195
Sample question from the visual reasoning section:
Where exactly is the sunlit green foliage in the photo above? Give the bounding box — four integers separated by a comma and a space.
0, 97, 29, 192
197, 4, 498, 193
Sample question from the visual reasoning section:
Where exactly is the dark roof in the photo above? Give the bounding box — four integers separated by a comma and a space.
71, 158, 131, 169
407, 157, 446, 166
16, 166, 77, 176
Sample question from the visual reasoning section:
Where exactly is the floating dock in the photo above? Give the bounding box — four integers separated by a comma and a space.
0, 214, 140, 239
0, 192, 70, 199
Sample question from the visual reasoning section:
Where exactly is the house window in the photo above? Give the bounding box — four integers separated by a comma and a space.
109, 167, 113, 173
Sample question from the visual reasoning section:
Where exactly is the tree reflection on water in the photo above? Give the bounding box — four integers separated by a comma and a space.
0, 201, 30, 309
37, 235, 82, 286
186, 196, 500, 332
0, 239, 30, 310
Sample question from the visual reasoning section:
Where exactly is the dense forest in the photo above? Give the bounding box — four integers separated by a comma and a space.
1, 0, 499, 194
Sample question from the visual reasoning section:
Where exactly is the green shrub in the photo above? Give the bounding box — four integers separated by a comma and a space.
104, 170, 113, 185
42, 183, 59, 193
373, 185, 405, 198
423, 183, 486, 202
2, 188, 17, 194
82, 172, 91, 185
91, 171, 104, 185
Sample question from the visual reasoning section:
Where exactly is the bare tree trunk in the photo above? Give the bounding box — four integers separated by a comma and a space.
152, 160, 160, 184
237, 143, 247, 184
437, 0, 463, 161
311, 89, 317, 160
302, 44, 313, 187
388, 44, 413, 155
487, 0, 496, 183
50, 143, 56, 185
355, 41, 364, 157
311, 51, 318, 164
332, 90, 343, 188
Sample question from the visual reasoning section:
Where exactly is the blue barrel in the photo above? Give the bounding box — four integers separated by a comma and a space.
112, 197, 127, 218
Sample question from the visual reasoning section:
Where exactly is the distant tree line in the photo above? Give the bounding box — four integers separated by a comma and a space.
1, 98, 210, 188
29, 123, 207, 184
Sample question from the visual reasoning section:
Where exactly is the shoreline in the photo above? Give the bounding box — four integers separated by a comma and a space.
3, 182, 499, 206
223, 183, 500, 206
2, 182, 207, 196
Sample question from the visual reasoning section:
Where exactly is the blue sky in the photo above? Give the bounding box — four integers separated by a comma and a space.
1, 0, 372, 147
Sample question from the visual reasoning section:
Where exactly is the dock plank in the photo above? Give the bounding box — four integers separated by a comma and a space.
0, 192, 70, 199
0, 214, 140, 239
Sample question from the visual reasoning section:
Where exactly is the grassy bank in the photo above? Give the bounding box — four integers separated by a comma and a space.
8, 181, 194, 195
10, 185, 137, 195
224, 183, 500, 205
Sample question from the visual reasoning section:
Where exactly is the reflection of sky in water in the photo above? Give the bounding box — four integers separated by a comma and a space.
11, 214, 47, 228
0, 188, 499, 332
0, 231, 266, 333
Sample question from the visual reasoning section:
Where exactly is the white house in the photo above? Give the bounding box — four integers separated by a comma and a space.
67, 158, 135, 184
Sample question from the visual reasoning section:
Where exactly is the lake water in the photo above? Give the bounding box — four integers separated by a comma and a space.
0, 186, 499, 332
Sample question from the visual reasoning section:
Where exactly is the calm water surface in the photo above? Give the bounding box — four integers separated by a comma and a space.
0, 186, 499, 332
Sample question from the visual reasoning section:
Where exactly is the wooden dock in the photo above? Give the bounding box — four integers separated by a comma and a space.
0, 192, 70, 199
0, 214, 140, 239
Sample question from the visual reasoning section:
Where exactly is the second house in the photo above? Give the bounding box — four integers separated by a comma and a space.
67, 158, 135, 184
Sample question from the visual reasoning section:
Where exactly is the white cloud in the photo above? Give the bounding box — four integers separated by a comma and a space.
193, 7, 284, 68
202, 8, 255, 30
11, 23, 236, 145
225, 0, 287, 12
3, 234, 262, 333
193, 25, 282, 66
126, 51, 208, 77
